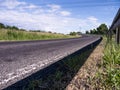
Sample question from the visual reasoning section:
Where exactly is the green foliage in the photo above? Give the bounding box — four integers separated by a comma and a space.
92, 40, 120, 90
86, 23, 108, 35
0, 22, 78, 41
0, 23, 5, 29
0, 29, 75, 41
103, 43, 120, 66
69, 31, 82, 36
106, 68, 120, 89
102, 42, 120, 89
69, 32, 77, 36
86, 30, 89, 34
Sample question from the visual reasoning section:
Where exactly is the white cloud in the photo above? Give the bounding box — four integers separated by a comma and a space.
47, 4, 61, 12
86, 16, 100, 29
60, 11, 71, 16
0, 0, 101, 34
23, 4, 38, 9
88, 16, 98, 21
0, 0, 26, 9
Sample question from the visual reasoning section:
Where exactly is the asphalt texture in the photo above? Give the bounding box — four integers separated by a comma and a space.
0, 36, 101, 89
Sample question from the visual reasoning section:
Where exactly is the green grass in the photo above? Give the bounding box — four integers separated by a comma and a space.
91, 37, 120, 90
0, 29, 77, 41
102, 42, 120, 89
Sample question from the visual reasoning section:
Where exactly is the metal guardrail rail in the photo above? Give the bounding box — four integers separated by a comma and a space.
110, 8, 120, 30
109, 8, 120, 44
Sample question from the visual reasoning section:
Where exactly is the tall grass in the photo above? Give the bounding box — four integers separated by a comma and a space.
91, 38, 120, 90
102, 42, 120, 89
0, 29, 76, 41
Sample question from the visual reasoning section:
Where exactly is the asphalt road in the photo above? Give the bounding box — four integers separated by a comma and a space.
0, 36, 101, 89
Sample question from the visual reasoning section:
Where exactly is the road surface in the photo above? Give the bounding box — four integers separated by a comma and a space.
0, 36, 101, 89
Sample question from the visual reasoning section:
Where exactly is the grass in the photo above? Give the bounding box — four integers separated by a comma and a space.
0, 29, 78, 41
102, 41, 120, 89
90, 37, 120, 90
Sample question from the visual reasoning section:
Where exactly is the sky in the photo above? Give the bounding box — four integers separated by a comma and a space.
0, 0, 119, 34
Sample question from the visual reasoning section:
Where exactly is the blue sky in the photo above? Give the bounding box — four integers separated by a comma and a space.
0, 0, 119, 34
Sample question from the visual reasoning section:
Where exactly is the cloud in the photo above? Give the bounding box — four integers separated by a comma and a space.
0, 0, 26, 9
60, 11, 71, 16
22, 4, 38, 9
48, 4, 61, 11
88, 16, 98, 21
0, 0, 101, 33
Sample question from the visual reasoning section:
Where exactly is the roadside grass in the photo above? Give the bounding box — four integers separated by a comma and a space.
90, 37, 120, 90
24, 49, 94, 90
0, 29, 77, 41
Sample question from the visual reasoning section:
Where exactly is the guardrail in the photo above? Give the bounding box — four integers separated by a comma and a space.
109, 8, 120, 44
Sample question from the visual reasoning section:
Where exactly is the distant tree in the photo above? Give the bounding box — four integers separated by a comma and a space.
97, 24, 108, 35
11, 26, 19, 30
20, 29, 26, 31
77, 31, 82, 35
0, 23, 5, 29
90, 30, 94, 34
5, 25, 11, 29
48, 31, 52, 33
69, 32, 77, 36
5, 25, 19, 30
86, 31, 89, 34
87, 23, 108, 35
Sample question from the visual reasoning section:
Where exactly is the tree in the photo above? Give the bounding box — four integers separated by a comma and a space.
5, 25, 19, 30
86, 31, 89, 34
90, 30, 94, 34
97, 24, 108, 35
0, 23, 5, 29
77, 31, 82, 35
5, 25, 12, 29
69, 32, 77, 36
11, 26, 19, 30
87, 23, 108, 35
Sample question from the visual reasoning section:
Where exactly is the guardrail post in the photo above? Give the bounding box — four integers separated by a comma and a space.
118, 27, 120, 44
116, 27, 120, 44
116, 27, 118, 44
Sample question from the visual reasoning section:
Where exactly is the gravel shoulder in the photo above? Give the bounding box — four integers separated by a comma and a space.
66, 40, 104, 90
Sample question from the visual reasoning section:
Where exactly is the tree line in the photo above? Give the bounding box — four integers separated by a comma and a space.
0, 23, 20, 30
0, 23, 44, 32
86, 24, 108, 35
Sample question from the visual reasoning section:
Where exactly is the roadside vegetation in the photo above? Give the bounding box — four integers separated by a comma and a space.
85, 24, 120, 89
0, 23, 78, 41
90, 37, 120, 90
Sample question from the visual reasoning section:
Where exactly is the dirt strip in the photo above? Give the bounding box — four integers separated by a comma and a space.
66, 40, 104, 90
